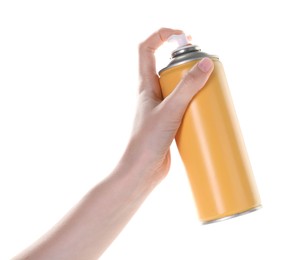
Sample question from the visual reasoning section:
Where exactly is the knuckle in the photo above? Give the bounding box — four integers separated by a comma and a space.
182, 71, 198, 88
158, 27, 168, 33
138, 41, 153, 55
157, 27, 168, 38
138, 42, 146, 53
182, 66, 207, 88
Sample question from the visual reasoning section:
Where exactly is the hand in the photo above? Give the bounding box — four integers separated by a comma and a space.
125, 28, 214, 184
12, 28, 214, 260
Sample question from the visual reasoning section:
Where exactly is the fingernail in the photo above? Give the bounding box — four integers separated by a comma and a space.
197, 57, 214, 73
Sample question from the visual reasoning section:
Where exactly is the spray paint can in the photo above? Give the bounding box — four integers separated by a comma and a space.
159, 34, 261, 224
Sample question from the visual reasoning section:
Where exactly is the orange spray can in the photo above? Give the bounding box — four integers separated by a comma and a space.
159, 34, 261, 224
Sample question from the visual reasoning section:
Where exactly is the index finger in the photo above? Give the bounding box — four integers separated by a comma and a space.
139, 28, 183, 81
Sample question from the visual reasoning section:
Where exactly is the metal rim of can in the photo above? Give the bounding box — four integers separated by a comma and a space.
158, 46, 219, 75
202, 205, 262, 225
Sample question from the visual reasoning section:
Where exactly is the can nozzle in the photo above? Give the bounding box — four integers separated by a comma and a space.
168, 33, 200, 58
168, 34, 191, 49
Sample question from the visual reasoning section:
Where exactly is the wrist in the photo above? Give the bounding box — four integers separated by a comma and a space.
116, 136, 167, 191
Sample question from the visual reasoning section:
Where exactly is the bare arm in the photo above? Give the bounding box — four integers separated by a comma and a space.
13, 28, 214, 260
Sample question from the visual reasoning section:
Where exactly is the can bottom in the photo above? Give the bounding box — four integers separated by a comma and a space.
202, 205, 262, 225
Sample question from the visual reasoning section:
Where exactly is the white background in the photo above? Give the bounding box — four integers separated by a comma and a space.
0, 0, 289, 259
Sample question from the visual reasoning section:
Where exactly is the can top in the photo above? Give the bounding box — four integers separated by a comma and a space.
159, 34, 218, 75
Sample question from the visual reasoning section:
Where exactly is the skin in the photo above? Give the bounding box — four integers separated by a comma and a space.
13, 28, 214, 260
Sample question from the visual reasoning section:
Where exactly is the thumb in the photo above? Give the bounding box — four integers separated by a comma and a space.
161, 57, 214, 121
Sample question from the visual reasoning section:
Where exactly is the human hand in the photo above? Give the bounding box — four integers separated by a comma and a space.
11, 28, 214, 260
124, 28, 214, 185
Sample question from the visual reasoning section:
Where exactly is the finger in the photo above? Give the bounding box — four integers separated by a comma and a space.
161, 57, 214, 121
139, 28, 183, 82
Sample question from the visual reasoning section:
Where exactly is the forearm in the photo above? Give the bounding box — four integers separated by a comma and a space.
13, 140, 159, 260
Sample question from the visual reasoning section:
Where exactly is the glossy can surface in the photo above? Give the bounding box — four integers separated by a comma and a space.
159, 57, 261, 223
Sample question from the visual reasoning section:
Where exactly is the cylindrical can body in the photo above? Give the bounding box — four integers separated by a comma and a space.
159, 58, 261, 223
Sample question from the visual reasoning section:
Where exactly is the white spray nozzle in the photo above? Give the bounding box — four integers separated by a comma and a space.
168, 34, 190, 48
